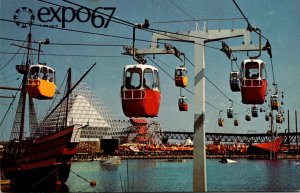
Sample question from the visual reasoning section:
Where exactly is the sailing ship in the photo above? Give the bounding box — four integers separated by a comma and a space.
0, 27, 95, 190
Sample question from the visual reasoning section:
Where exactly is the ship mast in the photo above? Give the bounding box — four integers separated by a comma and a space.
17, 26, 32, 155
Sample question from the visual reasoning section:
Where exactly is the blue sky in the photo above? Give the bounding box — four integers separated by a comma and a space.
0, 0, 299, 140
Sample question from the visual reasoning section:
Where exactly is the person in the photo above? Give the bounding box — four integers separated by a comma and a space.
143, 78, 150, 89
33, 72, 39, 79
125, 77, 135, 89
42, 73, 48, 80
245, 69, 250, 79
252, 72, 259, 79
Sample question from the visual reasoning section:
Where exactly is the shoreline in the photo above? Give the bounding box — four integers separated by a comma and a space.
72, 154, 300, 161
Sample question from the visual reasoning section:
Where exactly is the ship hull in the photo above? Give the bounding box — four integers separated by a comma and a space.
1, 125, 81, 191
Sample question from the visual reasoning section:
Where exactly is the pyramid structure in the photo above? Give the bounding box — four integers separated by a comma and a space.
37, 82, 130, 139
67, 95, 110, 128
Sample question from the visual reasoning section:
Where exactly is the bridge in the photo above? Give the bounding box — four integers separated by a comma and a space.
160, 131, 300, 144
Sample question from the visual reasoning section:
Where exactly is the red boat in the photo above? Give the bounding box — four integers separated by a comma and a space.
0, 28, 94, 191
251, 137, 283, 153
1, 125, 81, 190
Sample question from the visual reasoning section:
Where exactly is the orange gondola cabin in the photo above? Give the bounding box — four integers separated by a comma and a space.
175, 67, 188, 87
270, 94, 280, 111
26, 64, 56, 99
240, 59, 267, 104
121, 64, 161, 117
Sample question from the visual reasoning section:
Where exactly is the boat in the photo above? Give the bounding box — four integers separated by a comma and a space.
129, 145, 140, 152
247, 137, 283, 157
0, 27, 95, 191
101, 156, 122, 166
250, 137, 283, 152
219, 158, 238, 164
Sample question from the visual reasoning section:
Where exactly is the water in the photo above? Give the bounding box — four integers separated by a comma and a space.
63, 159, 300, 192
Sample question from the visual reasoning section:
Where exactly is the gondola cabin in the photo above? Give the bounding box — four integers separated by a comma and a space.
227, 107, 234, 118
245, 113, 251, 121
121, 64, 160, 117
234, 118, 239, 126
251, 105, 258, 117
270, 94, 280, 111
218, 117, 224, 127
240, 59, 267, 104
229, 71, 240, 92
175, 67, 188, 87
26, 64, 56, 99
265, 113, 270, 121
178, 96, 188, 111
276, 113, 283, 123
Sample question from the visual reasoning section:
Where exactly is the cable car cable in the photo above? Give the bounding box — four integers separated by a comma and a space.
34, 0, 271, 55
168, 0, 196, 20
152, 18, 245, 25
150, 0, 183, 21
232, 0, 270, 42
35, 0, 221, 49
0, 38, 27, 71
0, 51, 127, 58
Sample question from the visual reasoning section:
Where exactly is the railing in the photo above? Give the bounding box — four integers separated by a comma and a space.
27, 79, 40, 86
121, 89, 146, 100
241, 79, 264, 87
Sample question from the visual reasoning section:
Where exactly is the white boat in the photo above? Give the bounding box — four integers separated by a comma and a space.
129, 146, 140, 152
101, 156, 122, 166
219, 158, 238, 164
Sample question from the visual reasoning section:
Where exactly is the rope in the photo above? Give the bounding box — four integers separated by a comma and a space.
70, 169, 93, 184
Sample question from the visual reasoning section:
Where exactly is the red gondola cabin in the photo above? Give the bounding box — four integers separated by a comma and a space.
240, 59, 267, 104
178, 96, 188, 111
121, 64, 161, 117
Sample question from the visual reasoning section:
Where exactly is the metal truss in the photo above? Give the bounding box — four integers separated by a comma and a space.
161, 131, 300, 144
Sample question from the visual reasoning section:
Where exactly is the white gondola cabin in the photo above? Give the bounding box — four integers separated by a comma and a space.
227, 101, 234, 118
27, 64, 56, 99
229, 71, 240, 92
175, 67, 188, 87
178, 96, 188, 111
240, 59, 267, 104
121, 64, 160, 117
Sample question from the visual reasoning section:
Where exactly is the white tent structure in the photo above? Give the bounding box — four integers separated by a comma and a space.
38, 83, 130, 139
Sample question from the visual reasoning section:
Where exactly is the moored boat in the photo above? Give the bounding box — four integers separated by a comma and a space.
101, 156, 122, 166
1, 125, 82, 189
0, 27, 95, 191
219, 158, 238, 164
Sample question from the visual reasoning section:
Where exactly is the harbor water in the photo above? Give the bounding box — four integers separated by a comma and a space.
60, 159, 300, 192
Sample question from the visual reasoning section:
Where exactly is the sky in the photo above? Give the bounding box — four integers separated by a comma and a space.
0, 0, 300, 140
